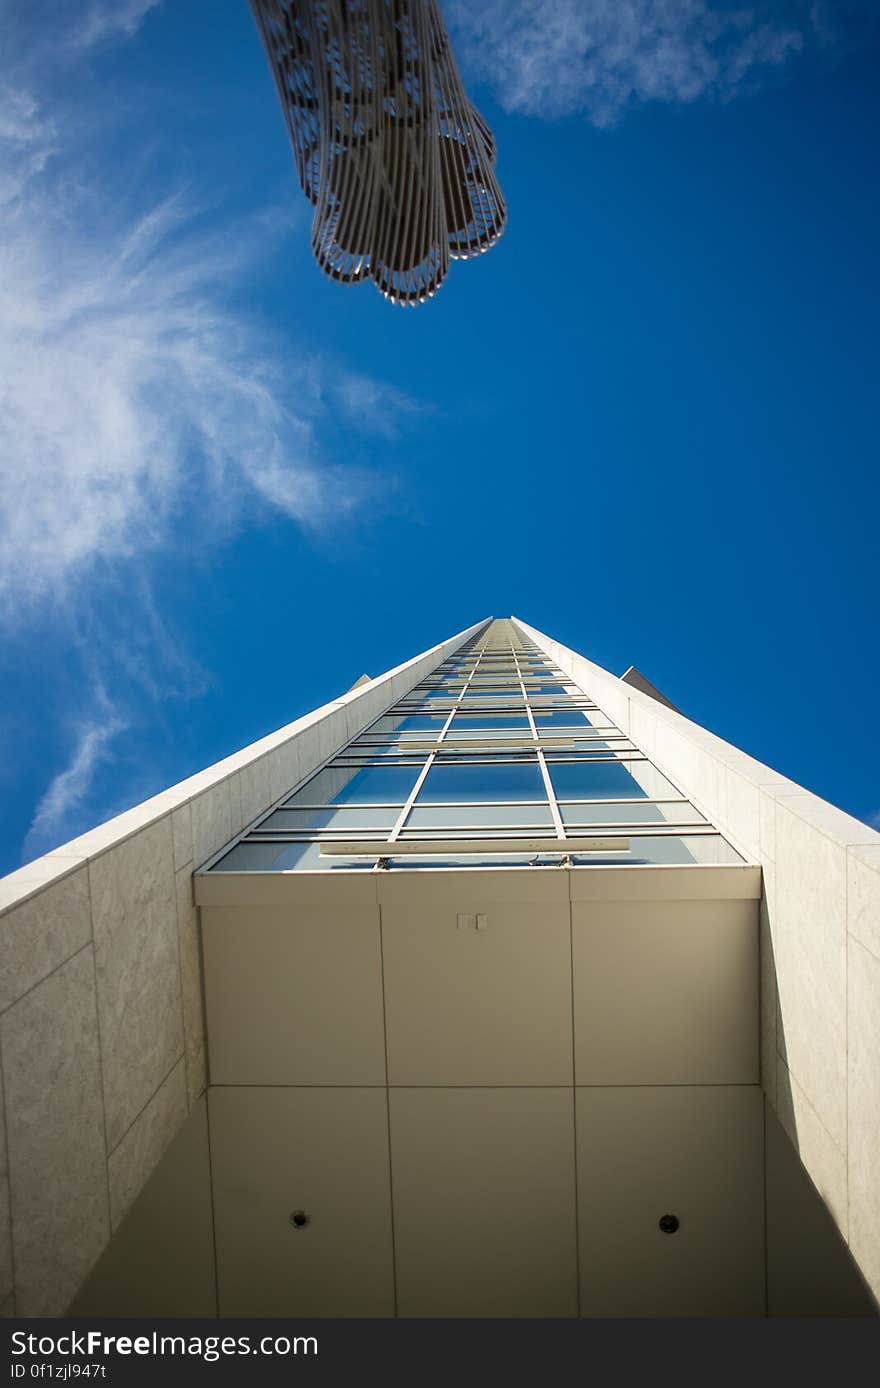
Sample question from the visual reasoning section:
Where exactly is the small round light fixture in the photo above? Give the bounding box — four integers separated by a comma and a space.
289, 1210, 310, 1230
658, 1213, 680, 1234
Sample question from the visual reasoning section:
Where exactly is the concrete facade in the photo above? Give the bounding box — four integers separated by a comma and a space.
0, 619, 488, 1317
513, 615, 880, 1305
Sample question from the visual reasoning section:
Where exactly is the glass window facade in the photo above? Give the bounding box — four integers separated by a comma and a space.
211, 619, 743, 872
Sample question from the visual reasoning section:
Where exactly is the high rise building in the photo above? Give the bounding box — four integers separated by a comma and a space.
0, 618, 877, 1317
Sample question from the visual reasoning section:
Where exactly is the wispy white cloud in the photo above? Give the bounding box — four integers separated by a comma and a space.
15, 570, 217, 861
0, 82, 57, 205
71, 0, 163, 51
0, 1, 420, 621
328, 372, 426, 440
448, 1, 808, 126
22, 688, 128, 859
0, 178, 388, 618
1, 0, 162, 58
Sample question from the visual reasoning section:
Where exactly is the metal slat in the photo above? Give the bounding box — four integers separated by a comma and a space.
320, 836, 631, 857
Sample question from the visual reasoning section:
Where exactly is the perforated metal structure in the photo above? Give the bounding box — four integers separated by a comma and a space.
250, 0, 506, 303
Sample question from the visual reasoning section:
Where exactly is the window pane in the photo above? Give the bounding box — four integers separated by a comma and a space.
549, 761, 684, 801
537, 736, 620, 753
445, 732, 534, 745
386, 853, 541, 870
548, 760, 650, 800
372, 715, 447, 732
287, 764, 418, 806
571, 835, 742, 867
450, 714, 531, 730
417, 761, 546, 802
212, 841, 373, 871
532, 711, 594, 728
460, 690, 523, 702
345, 743, 429, 757
399, 829, 556, 841
406, 803, 553, 828
330, 764, 420, 804
260, 806, 400, 831
560, 801, 706, 827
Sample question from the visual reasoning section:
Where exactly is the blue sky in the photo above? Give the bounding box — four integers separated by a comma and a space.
1, 0, 878, 875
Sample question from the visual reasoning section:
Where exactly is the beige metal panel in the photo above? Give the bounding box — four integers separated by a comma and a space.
569, 863, 762, 901
573, 899, 759, 1085
194, 864, 762, 909
390, 1088, 578, 1317
194, 870, 378, 909
203, 906, 386, 1085
210, 1087, 394, 1317
378, 868, 569, 909
382, 893, 573, 1086
576, 1086, 765, 1317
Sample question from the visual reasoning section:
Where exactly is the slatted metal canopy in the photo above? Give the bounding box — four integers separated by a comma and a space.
250, 0, 506, 303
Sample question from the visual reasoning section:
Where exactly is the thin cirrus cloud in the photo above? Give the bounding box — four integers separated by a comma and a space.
447, 0, 837, 127
71, 0, 163, 49
1, 0, 420, 621
21, 694, 129, 864
0, 175, 403, 618
1, 0, 420, 860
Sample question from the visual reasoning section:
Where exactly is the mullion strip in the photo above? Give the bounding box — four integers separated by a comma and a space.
514, 647, 566, 841
386, 645, 479, 844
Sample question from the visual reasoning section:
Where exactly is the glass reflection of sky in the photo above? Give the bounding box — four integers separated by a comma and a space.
262, 806, 400, 830
330, 764, 419, 804
419, 761, 546, 802
549, 761, 648, 800
533, 711, 592, 728
451, 714, 531, 730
